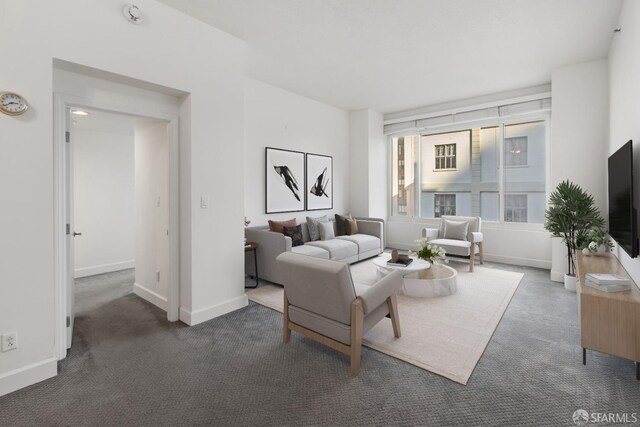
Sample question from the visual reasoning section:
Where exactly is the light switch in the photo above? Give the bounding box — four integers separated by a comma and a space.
201, 196, 209, 209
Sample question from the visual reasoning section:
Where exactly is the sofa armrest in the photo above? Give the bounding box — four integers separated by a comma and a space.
356, 218, 384, 250
245, 228, 291, 284
422, 228, 439, 240
471, 231, 483, 243
357, 270, 403, 314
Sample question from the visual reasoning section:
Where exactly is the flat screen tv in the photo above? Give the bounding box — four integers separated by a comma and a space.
608, 140, 638, 258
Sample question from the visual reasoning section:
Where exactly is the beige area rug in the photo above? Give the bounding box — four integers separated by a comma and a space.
247, 258, 523, 385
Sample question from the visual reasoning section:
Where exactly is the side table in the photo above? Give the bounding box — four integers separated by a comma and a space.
245, 242, 259, 288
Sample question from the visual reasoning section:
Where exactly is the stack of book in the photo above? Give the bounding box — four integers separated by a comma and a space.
584, 273, 632, 292
387, 257, 413, 267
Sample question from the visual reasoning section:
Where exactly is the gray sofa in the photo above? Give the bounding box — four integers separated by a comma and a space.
245, 218, 384, 285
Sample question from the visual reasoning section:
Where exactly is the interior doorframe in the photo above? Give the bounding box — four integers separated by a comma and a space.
53, 93, 181, 360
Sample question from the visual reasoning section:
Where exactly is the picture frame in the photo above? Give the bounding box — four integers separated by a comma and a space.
305, 153, 333, 211
265, 147, 305, 213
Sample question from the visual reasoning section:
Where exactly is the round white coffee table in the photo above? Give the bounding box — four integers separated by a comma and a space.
372, 255, 431, 278
401, 264, 458, 298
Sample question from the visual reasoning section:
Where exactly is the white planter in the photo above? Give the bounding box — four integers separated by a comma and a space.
564, 274, 578, 292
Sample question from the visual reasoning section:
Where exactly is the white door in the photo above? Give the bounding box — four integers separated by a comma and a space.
65, 107, 76, 348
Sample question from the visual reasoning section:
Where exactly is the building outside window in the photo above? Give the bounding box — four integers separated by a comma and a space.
391, 135, 418, 216
505, 194, 527, 222
435, 144, 456, 170
389, 115, 547, 224
434, 194, 456, 217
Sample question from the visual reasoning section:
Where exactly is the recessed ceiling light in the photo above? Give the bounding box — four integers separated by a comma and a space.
71, 110, 90, 116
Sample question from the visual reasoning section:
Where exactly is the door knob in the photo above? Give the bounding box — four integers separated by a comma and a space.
73, 231, 82, 237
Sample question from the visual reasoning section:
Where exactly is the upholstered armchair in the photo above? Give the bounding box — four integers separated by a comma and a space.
423, 215, 483, 272
276, 252, 403, 376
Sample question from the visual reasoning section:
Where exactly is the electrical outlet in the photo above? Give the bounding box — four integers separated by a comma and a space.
2, 332, 18, 352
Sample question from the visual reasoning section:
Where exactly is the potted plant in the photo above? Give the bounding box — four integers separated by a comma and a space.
413, 238, 446, 264
544, 180, 605, 292
582, 228, 614, 256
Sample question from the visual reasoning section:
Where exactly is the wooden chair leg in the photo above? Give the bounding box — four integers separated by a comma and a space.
479, 242, 484, 264
387, 295, 401, 338
283, 290, 291, 344
350, 298, 364, 377
469, 254, 474, 272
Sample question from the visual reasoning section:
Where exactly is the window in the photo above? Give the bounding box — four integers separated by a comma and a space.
390, 120, 546, 224
505, 194, 527, 223
435, 144, 456, 169
505, 136, 527, 166
434, 194, 456, 217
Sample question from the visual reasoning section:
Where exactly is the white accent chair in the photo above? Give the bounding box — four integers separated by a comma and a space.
422, 215, 483, 272
276, 252, 403, 376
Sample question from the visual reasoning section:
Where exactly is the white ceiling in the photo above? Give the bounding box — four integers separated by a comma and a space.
72, 108, 136, 135
158, 0, 623, 114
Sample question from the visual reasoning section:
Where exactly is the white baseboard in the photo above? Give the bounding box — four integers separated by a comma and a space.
386, 242, 551, 270
180, 294, 248, 326
0, 357, 57, 397
74, 260, 135, 278
133, 283, 168, 311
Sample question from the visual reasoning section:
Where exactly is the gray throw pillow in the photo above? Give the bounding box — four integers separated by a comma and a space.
306, 215, 328, 241
283, 225, 304, 247
319, 222, 336, 241
334, 213, 352, 236
443, 219, 469, 241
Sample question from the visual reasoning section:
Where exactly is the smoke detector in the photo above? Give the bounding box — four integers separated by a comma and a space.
123, 4, 143, 25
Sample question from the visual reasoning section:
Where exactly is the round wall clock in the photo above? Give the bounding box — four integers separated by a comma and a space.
0, 92, 29, 116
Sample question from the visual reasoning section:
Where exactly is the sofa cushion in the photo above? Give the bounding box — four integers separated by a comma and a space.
319, 222, 335, 241
336, 234, 380, 254
443, 219, 469, 241
283, 225, 304, 247
335, 213, 352, 236
306, 215, 328, 241
345, 218, 359, 235
291, 244, 330, 259
269, 218, 296, 233
430, 238, 477, 257
306, 239, 358, 260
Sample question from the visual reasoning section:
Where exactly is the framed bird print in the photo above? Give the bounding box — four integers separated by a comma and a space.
265, 147, 306, 213
305, 153, 333, 211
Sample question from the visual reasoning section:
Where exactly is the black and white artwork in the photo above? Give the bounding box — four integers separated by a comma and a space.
306, 153, 333, 211
265, 147, 305, 213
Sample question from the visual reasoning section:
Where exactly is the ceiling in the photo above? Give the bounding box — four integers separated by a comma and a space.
71, 108, 136, 135
158, 0, 623, 114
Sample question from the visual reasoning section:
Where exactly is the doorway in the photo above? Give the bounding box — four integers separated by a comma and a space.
54, 97, 180, 360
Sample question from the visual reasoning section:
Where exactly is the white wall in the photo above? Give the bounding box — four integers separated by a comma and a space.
349, 109, 387, 219
0, 0, 245, 397
550, 59, 609, 281
134, 119, 170, 309
73, 128, 135, 278
608, 0, 640, 285
244, 78, 350, 226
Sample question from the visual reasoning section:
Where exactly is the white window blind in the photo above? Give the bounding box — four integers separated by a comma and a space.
384, 97, 551, 135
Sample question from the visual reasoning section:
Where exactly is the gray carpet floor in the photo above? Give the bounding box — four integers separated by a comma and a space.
1, 262, 639, 426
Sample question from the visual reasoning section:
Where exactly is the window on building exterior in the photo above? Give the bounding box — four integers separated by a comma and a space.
505, 194, 527, 223
505, 136, 528, 166
435, 144, 456, 170
434, 194, 456, 217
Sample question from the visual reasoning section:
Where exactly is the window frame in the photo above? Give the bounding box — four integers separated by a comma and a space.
504, 194, 528, 223
434, 143, 457, 171
434, 193, 456, 218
